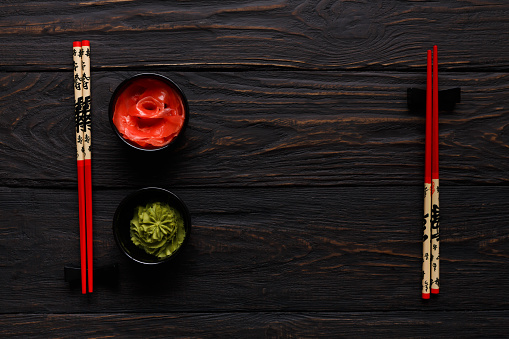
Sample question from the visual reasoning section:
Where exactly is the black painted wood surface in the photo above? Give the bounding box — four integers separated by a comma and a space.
0, 1, 508, 337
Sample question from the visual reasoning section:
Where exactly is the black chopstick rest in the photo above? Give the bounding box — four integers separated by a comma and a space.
407, 87, 461, 112
64, 263, 119, 287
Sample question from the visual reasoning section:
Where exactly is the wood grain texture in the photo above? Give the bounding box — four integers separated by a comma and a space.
0, 186, 507, 313
0, 71, 508, 188
1, 311, 508, 338
0, 1, 508, 71
1, 1, 508, 335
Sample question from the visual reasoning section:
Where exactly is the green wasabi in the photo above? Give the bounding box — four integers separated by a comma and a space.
130, 202, 186, 259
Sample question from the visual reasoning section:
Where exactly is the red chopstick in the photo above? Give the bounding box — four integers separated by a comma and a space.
422, 49, 432, 299
73, 41, 87, 294
73, 40, 93, 294
431, 45, 440, 294
81, 40, 93, 293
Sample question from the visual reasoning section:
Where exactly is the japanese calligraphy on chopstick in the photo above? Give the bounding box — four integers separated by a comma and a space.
72, 40, 93, 294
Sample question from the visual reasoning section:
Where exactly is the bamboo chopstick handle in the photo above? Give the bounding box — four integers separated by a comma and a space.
431, 178, 440, 293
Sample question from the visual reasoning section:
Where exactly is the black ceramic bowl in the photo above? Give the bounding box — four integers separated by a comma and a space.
109, 73, 189, 151
113, 187, 191, 265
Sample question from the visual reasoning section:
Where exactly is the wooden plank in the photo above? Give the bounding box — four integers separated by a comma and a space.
0, 1, 508, 70
0, 186, 507, 313
0, 71, 508, 188
1, 311, 508, 337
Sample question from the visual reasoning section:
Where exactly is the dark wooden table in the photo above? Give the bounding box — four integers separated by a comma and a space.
1, 1, 509, 337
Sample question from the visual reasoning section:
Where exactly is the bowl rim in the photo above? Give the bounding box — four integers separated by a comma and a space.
112, 187, 192, 265
109, 73, 190, 152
